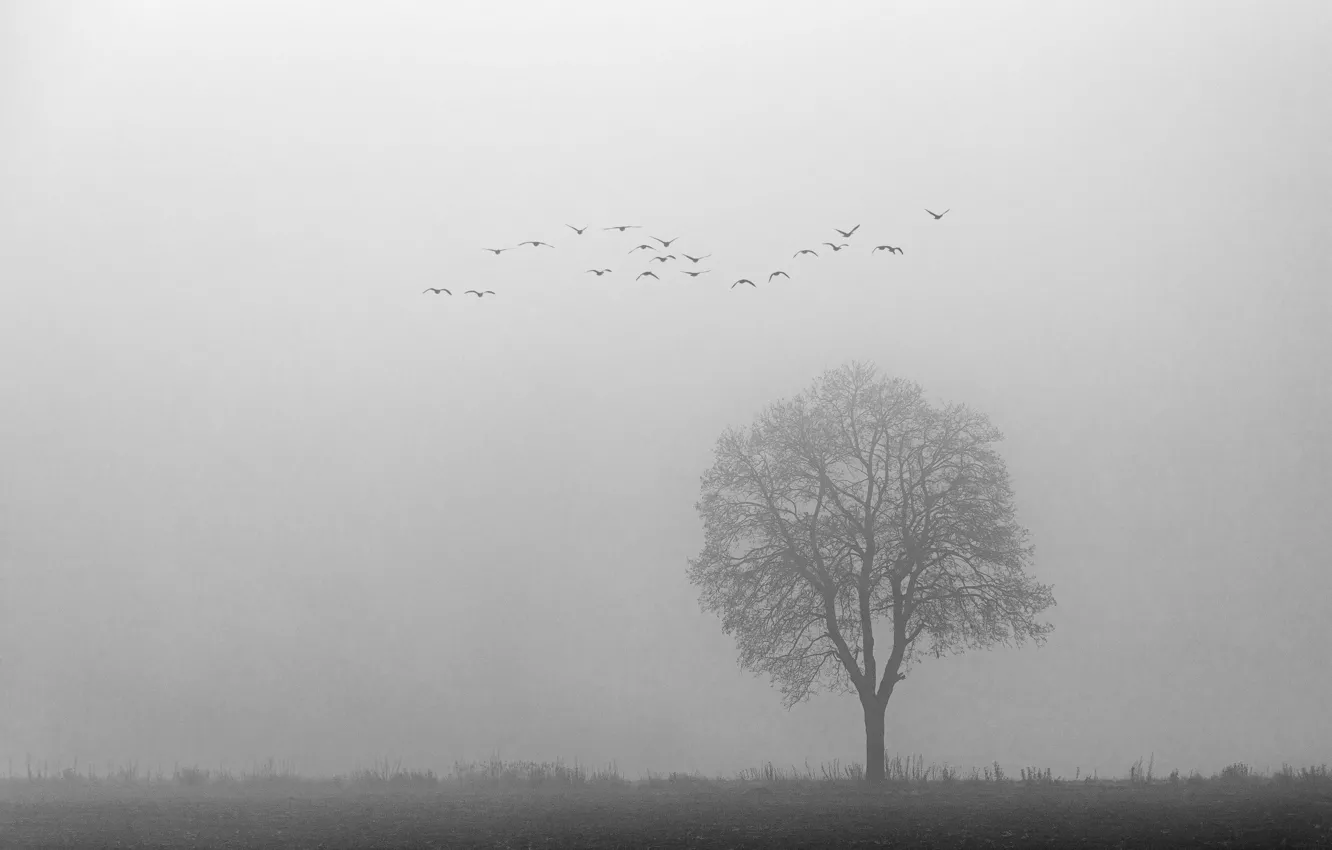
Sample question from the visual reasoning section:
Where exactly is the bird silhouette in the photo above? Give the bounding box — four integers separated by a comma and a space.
651, 236, 681, 248
422, 288, 452, 295
482, 248, 511, 255
519, 241, 554, 248
629, 244, 656, 253
636, 271, 659, 281
834, 225, 861, 238
586, 269, 613, 276
649, 254, 676, 263
681, 254, 711, 263
768, 271, 789, 281
731, 279, 756, 289
566, 224, 589, 235
604, 225, 641, 231
872, 245, 904, 255
925, 208, 950, 220
822, 243, 849, 252
464, 290, 496, 297
793, 249, 819, 258
680, 270, 710, 277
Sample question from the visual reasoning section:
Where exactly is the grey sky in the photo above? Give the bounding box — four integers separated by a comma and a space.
1, 0, 1329, 779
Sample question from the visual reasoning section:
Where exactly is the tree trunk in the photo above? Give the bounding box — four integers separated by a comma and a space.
862, 697, 887, 782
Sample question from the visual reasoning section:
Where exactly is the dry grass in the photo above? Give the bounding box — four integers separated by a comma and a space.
1, 755, 1330, 847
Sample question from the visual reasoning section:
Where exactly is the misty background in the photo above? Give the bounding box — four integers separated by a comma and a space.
1, 1, 1328, 780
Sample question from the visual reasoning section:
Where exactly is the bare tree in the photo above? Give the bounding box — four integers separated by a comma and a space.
689, 362, 1055, 782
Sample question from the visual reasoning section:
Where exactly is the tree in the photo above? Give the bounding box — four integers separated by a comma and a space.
689, 362, 1055, 782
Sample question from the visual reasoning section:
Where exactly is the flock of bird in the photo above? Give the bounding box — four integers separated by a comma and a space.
422, 209, 951, 297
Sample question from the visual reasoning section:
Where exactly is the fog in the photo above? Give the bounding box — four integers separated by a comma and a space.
1, 1, 1328, 781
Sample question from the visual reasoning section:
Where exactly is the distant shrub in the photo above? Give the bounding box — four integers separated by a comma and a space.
1020, 767, 1053, 785
456, 757, 585, 789
1276, 763, 1330, 787
1218, 762, 1252, 783
587, 761, 628, 788
173, 765, 211, 787
1129, 754, 1154, 784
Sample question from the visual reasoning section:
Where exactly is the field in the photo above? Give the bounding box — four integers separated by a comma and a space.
2, 759, 1330, 848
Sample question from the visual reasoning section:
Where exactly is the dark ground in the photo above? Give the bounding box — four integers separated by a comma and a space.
3, 782, 1330, 848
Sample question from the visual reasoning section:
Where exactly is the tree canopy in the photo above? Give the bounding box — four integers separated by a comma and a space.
689, 362, 1055, 779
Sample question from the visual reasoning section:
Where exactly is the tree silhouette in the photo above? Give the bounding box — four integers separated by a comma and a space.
689, 362, 1055, 782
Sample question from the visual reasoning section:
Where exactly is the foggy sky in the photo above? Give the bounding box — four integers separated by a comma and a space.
1, 0, 1329, 780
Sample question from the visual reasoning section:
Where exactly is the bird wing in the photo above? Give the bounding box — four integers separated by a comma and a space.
849, 224, 860, 235
465, 290, 480, 295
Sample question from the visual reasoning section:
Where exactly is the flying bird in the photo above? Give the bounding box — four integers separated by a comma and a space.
925, 208, 950, 220
464, 290, 496, 297
651, 236, 681, 248
793, 249, 819, 258
636, 271, 659, 281
586, 269, 613, 276
823, 243, 849, 252
604, 225, 641, 231
834, 225, 861, 238
566, 224, 589, 235
519, 241, 555, 248
768, 271, 789, 281
422, 288, 452, 295
629, 244, 656, 253
681, 254, 711, 263
872, 245, 903, 255
649, 254, 676, 263
482, 248, 511, 255
680, 270, 710, 277
731, 279, 756, 289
